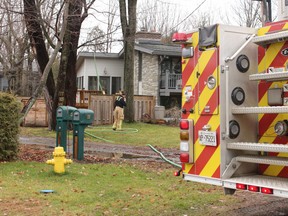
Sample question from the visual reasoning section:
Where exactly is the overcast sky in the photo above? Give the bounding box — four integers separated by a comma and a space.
80, 0, 278, 52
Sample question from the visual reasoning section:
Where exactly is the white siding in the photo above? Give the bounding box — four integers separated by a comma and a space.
77, 56, 124, 92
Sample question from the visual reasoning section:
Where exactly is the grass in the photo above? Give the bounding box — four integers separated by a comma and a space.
12, 123, 245, 215
0, 161, 239, 216
20, 122, 180, 148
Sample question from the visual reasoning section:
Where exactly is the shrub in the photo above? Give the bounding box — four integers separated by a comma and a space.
0, 92, 21, 161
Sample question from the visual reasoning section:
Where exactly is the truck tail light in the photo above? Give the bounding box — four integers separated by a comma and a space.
180, 131, 189, 140
235, 184, 273, 194
180, 153, 189, 163
180, 120, 189, 130
248, 185, 259, 192
174, 169, 182, 176
179, 119, 194, 163
261, 187, 273, 194
180, 141, 189, 151
236, 183, 247, 190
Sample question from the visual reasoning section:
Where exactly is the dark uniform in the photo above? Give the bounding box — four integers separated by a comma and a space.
112, 92, 126, 130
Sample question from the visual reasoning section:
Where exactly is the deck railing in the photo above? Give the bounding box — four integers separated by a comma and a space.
161, 74, 182, 89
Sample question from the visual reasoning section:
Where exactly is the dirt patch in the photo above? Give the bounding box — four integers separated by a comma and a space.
17, 143, 176, 173
18, 136, 180, 165
0, 197, 45, 216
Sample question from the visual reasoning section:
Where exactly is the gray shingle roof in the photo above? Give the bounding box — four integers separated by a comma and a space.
77, 52, 121, 58
135, 43, 181, 56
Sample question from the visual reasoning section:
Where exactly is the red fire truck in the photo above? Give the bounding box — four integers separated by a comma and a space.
173, 1, 288, 197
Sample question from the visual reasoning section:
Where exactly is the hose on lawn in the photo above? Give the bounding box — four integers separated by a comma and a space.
84, 131, 115, 143
87, 126, 139, 133
147, 144, 182, 169
84, 127, 138, 143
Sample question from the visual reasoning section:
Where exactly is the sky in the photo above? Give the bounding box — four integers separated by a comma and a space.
79, 0, 277, 52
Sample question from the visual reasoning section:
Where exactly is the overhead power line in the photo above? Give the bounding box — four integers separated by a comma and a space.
170, 0, 208, 31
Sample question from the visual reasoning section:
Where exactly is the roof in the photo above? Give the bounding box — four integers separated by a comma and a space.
77, 52, 121, 59
135, 42, 181, 56
76, 52, 123, 70
77, 40, 182, 70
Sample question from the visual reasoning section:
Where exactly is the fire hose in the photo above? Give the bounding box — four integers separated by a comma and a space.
147, 144, 182, 169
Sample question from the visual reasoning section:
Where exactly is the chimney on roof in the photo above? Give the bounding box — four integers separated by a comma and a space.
135, 30, 162, 41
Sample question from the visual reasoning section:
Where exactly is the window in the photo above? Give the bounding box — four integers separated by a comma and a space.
100, 76, 110, 94
112, 77, 121, 94
161, 58, 172, 74
138, 52, 142, 81
88, 76, 97, 90
77, 76, 84, 89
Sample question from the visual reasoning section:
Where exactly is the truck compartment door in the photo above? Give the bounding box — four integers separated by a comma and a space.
198, 48, 219, 115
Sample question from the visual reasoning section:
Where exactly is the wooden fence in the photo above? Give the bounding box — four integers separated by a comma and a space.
76, 90, 104, 108
20, 92, 156, 127
20, 97, 48, 127
89, 94, 156, 125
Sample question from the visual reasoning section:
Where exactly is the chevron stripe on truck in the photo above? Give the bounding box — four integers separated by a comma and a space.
173, 21, 288, 198
258, 21, 288, 178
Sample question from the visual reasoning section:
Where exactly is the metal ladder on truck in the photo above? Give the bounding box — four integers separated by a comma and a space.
223, 30, 288, 197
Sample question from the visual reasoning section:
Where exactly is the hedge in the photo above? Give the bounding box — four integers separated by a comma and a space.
0, 92, 21, 161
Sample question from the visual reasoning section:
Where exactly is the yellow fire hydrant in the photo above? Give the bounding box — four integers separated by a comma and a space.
46, 146, 72, 174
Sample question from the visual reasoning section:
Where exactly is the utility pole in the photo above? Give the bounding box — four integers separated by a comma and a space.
252, 0, 272, 25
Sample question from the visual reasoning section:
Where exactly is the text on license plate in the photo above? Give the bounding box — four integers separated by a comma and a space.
198, 130, 217, 146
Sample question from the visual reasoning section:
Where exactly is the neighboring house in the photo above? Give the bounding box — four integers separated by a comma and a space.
75, 31, 182, 108
0, 61, 40, 96
134, 31, 182, 107
0, 71, 8, 91
76, 52, 124, 94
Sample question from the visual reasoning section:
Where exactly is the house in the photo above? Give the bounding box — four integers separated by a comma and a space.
76, 52, 124, 94
134, 31, 182, 107
0, 71, 8, 91
76, 31, 182, 108
0, 61, 40, 96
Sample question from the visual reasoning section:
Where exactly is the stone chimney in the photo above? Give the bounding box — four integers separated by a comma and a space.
135, 28, 162, 42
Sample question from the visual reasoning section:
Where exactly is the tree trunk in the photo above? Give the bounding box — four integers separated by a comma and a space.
123, 38, 135, 122
52, 0, 84, 129
119, 0, 137, 122
23, 0, 55, 129
23, 0, 55, 97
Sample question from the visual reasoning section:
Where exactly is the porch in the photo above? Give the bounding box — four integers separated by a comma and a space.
160, 73, 182, 96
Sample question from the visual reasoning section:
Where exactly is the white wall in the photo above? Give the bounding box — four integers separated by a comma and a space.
77, 56, 124, 92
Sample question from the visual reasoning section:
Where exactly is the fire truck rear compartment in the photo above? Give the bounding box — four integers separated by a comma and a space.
178, 22, 288, 197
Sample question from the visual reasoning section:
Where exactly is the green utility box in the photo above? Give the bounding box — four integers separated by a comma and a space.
56, 106, 77, 152
72, 109, 94, 160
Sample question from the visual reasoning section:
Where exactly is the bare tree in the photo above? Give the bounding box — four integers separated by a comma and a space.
105, 0, 120, 52
0, 1, 30, 95
20, 1, 69, 126
232, 0, 261, 27
80, 0, 121, 53
119, 0, 137, 122
22, 0, 96, 129
187, 11, 214, 28
137, 0, 182, 36
85, 26, 106, 52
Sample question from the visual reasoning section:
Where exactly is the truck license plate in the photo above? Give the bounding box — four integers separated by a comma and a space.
198, 131, 217, 146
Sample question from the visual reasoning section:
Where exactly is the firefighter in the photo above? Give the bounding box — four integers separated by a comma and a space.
112, 90, 126, 130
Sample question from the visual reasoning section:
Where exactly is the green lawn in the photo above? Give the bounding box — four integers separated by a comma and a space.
0, 161, 239, 216
20, 122, 180, 148
9, 123, 245, 215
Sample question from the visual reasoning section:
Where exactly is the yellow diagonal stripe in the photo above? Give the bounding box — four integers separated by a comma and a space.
258, 22, 288, 177
263, 165, 282, 176
258, 42, 285, 72
200, 145, 220, 177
